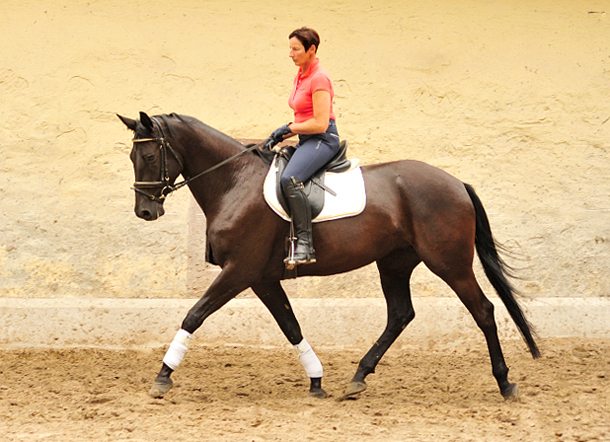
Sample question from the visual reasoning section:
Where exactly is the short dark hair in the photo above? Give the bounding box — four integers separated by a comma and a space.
289, 27, 320, 52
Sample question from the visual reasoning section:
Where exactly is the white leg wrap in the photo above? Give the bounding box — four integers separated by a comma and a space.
293, 338, 323, 378
162, 329, 193, 370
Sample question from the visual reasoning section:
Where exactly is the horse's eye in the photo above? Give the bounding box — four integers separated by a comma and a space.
144, 154, 156, 163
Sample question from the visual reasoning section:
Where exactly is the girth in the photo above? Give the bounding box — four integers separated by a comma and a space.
275, 140, 351, 219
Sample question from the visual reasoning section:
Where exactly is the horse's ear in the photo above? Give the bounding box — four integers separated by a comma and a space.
139, 111, 154, 131
117, 114, 137, 131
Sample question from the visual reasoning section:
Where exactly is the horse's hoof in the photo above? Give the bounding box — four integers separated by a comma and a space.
149, 378, 173, 398
308, 388, 328, 399
501, 383, 520, 400
341, 381, 367, 400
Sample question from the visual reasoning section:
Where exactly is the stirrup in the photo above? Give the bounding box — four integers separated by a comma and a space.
284, 255, 316, 270
284, 229, 315, 269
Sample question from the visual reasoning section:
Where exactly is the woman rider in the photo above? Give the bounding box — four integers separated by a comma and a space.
267, 27, 340, 267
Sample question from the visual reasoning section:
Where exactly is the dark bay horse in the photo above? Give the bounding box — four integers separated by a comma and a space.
118, 111, 540, 400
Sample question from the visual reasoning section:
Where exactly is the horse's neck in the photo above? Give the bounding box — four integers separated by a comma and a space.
190, 125, 243, 164
183, 129, 262, 218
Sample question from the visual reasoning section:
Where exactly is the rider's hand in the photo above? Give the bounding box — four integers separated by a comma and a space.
269, 124, 292, 144
263, 137, 281, 152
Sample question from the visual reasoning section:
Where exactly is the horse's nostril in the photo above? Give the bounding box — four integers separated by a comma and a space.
140, 210, 152, 220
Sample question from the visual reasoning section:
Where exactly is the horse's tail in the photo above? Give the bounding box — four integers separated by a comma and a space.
464, 183, 541, 359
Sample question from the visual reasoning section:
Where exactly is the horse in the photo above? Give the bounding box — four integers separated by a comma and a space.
118, 111, 540, 400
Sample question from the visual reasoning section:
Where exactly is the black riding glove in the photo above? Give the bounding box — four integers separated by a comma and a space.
267, 124, 292, 149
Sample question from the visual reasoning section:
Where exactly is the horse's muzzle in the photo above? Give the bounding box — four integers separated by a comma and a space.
135, 200, 165, 221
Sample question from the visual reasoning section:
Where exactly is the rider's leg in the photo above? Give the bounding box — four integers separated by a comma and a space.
280, 129, 340, 266
282, 176, 315, 265
279, 119, 340, 189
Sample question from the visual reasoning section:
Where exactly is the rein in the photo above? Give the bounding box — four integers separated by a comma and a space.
132, 118, 270, 201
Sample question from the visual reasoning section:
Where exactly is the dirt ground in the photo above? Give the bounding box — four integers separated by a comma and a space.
0, 338, 607, 442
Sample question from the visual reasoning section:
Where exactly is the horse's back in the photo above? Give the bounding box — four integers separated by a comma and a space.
362, 159, 471, 207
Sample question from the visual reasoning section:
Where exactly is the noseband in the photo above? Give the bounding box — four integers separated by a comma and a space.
132, 117, 271, 202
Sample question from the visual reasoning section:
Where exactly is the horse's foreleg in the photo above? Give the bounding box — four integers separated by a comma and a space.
252, 281, 327, 399
149, 329, 190, 398
150, 268, 251, 398
344, 256, 417, 399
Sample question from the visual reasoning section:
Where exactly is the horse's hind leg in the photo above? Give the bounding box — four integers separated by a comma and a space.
431, 261, 518, 398
252, 281, 327, 399
450, 273, 518, 398
344, 250, 420, 399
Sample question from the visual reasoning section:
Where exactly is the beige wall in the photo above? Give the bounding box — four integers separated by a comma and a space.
1, 0, 608, 299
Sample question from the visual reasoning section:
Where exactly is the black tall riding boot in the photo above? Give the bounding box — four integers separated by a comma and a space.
283, 177, 316, 267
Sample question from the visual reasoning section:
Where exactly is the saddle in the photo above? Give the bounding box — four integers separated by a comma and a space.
209, 140, 362, 266
275, 140, 351, 219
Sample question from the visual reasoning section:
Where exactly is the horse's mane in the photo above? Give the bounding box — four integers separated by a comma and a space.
157, 113, 244, 149
156, 113, 273, 164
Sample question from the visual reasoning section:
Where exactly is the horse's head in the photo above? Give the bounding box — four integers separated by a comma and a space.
118, 112, 183, 221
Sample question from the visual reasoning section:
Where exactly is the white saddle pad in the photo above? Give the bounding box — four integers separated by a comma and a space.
263, 157, 367, 223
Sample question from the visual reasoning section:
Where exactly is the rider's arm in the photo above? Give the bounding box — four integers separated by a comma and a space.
288, 90, 331, 135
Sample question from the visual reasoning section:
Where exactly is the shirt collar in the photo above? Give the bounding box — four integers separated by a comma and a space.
299, 58, 320, 79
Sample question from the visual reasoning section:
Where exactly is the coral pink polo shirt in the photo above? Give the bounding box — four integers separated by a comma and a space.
288, 58, 335, 123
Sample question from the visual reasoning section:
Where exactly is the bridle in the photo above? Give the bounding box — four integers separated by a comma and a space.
131, 117, 271, 202
131, 118, 185, 202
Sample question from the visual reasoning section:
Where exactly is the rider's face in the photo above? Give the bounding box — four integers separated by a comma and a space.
289, 37, 315, 69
